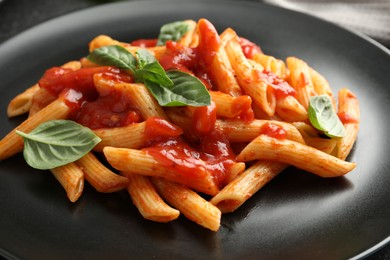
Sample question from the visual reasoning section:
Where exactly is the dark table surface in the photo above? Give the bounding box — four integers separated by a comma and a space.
0, 0, 389, 259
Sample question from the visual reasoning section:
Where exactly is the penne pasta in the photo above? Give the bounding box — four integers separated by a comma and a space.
197, 19, 242, 97
76, 152, 129, 193
210, 91, 254, 120
93, 122, 146, 151
286, 57, 317, 110
51, 162, 84, 203
0, 98, 71, 160
7, 84, 40, 117
225, 38, 276, 116
215, 119, 305, 144
211, 160, 286, 213
103, 147, 219, 196
115, 83, 169, 121
336, 88, 360, 160
152, 177, 221, 231
1, 18, 361, 231
121, 172, 180, 222
275, 95, 308, 122
252, 53, 289, 80
237, 134, 356, 177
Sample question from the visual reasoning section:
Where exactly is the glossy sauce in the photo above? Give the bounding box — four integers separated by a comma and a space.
131, 39, 158, 48
144, 129, 235, 188
38, 66, 139, 129
232, 95, 255, 121
158, 19, 221, 90
259, 122, 287, 139
259, 70, 296, 99
239, 37, 262, 59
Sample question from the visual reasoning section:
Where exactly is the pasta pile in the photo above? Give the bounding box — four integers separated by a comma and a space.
0, 19, 359, 231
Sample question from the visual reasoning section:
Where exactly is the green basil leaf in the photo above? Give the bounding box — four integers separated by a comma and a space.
16, 120, 101, 170
308, 95, 345, 138
157, 21, 190, 46
136, 49, 157, 68
135, 61, 173, 87
87, 45, 136, 73
144, 70, 211, 107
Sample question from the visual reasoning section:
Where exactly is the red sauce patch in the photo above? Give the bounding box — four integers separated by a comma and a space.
143, 129, 235, 188
232, 95, 255, 122
38, 66, 138, 129
338, 111, 359, 124
144, 117, 183, 145
259, 70, 296, 99
239, 37, 262, 59
192, 102, 217, 135
131, 39, 158, 48
259, 122, 287, 139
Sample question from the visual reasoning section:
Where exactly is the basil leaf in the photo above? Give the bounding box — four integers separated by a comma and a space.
16, 120, 101, 170
157, 21, 190, 46
136, 49, 157, 68
87, 45, 136, 73
308, 95, 345, 138
135, 61, 173, 87
144, 70, 211, 107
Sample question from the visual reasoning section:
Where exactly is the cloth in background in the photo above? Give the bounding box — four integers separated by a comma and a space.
263, 0, 390, 47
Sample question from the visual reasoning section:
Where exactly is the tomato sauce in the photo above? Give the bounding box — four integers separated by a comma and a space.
144, 129, 235, 188
239, 37, 262, 59
338, 111, 359, 124
258, 70, 296, 99
38, 66, 139, 129
131, 39, 158, 48
144, 117, 183, 145
158, 19, 220, 90
192, 102, 217, 135
232, 95, 255, 122
259, 122, 287, 139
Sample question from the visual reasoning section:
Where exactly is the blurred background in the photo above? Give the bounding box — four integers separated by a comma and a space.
0, 0, 389, 48
0, 0, 389, 259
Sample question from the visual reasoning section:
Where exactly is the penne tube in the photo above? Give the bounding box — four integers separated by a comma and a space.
305, 137, 338, 154
7, 84, 40, 117
286, 57, 317, 110
210, 91, 253, 120
121, 172, 180, 223
89, 35, 125, 52
28, 88, 57, 116
88, 35, 166, 59
275, 95, 308, 122
0, 98, 71, 160
309, 67, 335, 108
252, 53, 289, 80
177, 20, 197, 47
103, 147, 219, 196
115, 83, 169, 121
225, 38, 276, 116
93, 122, 146, 151
51, 162, 84, 203
224, 162, 246, 184
197, 19, 242, 97
152, 177, 221, 231
336, 88, 360, 160
76, 152, 129, 193
237, 135, 356, 177
211, 160, 287, 213
215, 119, 305, 144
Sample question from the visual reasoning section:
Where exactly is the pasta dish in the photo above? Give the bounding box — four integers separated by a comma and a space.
0, 19, 359, 231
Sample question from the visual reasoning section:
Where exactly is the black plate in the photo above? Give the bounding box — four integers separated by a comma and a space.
1, 1, 390, 259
